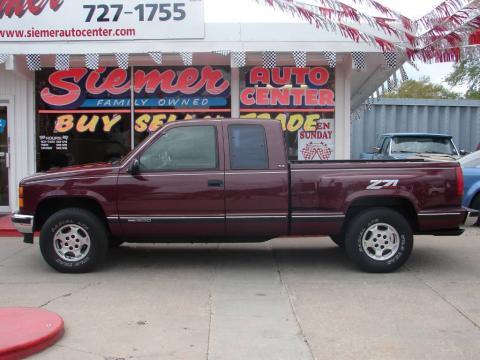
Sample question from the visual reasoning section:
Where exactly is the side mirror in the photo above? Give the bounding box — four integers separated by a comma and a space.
372, 147, 381, 154
460, 149, 468, 156
128, 158, 140, 175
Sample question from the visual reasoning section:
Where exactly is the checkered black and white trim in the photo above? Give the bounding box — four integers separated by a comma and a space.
383, 52, 398, 69
400, 65, 409, 82
387, 77, 394, 92
85, 53, 100, 70
180, 52, 193, 66
26, 54, 42, 71
55, 54, 70, 71
213, 50, 231, 56
352, 52, 366, 71
115, 53, 129, 69
323, 51, 336, 68
149, 52, 163, 65
231, 51, 246, 68
263, 51, 277, 69
293, 51, 307, 68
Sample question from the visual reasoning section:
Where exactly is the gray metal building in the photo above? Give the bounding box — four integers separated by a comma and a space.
351, 99, 480, 159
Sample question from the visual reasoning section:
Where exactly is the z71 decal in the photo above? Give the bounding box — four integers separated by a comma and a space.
367, 180, 400, 190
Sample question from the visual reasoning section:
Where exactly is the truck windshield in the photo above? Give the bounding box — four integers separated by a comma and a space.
391, 137, 457, 155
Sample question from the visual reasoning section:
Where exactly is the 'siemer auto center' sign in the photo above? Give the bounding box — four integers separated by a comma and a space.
0, 0, 205, 41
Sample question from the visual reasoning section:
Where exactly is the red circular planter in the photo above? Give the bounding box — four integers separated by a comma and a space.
0, 307, 64, 360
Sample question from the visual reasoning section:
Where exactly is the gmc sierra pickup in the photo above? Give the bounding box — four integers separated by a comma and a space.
13, 119, 479, 273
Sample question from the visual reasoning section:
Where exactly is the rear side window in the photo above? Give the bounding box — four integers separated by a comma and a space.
228, 125, 268, 170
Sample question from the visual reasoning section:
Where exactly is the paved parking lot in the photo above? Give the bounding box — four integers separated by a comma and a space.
1, 228, 480, 360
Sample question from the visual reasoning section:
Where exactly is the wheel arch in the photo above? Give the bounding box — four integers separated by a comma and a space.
34, 196, 110, 233
344, 196, 418, 232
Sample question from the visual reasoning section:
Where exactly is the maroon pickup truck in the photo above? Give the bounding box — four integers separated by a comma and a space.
12, 119, 479, 273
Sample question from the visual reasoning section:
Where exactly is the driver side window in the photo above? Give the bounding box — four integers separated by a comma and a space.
140, 125, 218, 171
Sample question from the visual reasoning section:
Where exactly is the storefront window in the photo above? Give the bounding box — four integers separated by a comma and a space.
36, 66, 231, 171
36, 68, 132, 171
239, 66, 336, 161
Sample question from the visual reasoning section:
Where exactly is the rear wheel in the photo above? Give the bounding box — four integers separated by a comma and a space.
345, 208, 413, 273
40, 208, 108, 273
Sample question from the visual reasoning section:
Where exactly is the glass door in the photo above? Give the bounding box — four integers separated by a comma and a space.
0, 106, 9, 212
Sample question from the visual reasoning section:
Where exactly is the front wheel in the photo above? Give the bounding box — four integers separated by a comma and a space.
40, 208, 109, 273
345, 208, 413, 273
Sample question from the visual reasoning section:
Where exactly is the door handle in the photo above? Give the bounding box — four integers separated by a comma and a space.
208, 179, 224, 187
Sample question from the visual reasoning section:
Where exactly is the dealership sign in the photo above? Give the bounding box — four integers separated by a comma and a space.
0, 0, 205, 42
36, 66, 231, 136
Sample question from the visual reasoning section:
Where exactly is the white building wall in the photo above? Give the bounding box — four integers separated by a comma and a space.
0, 67, 35, 211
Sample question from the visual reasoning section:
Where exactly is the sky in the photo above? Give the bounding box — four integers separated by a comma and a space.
205, 0, 462, 91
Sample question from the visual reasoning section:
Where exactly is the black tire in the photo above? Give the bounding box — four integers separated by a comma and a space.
40, 208, 109, 273
471, 195, 480, 226
330, 234, 345, 248
345, 208, 413, 273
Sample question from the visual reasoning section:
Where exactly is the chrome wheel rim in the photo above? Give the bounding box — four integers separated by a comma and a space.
362, 223, 400, 261
53, 224, 91, 262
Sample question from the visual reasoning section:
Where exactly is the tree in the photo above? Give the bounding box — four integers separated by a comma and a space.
384, 76, 460, 99
446, 57, 480, 99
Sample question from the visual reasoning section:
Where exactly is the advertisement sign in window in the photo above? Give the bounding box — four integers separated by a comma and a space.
240, 66, 335, 160
36, 66, 231, 170
133, 66, 231, 145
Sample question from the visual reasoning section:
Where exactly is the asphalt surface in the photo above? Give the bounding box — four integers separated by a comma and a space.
1, 228, 479, 360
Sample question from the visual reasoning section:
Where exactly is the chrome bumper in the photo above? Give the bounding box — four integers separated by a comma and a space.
11, 213, 34, 234
463, 209, 479, 227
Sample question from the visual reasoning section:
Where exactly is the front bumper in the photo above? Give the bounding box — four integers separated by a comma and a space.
11, 213, 34, 234
463, 208, 479, 227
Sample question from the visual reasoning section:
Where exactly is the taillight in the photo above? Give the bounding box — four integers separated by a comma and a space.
456, 167, 464, 197
18, 185, 24, 209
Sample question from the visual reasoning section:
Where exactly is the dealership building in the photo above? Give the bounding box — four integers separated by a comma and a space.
0, 0, 403, 212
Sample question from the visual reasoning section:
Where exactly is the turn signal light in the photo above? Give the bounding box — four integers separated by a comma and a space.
18, 186, 24, 209
456, 167, 464, 197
